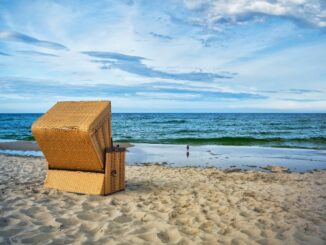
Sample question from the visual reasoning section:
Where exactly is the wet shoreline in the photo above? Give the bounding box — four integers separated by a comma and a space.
0, 140, 325, 172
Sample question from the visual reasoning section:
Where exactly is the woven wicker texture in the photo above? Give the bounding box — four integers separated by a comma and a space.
105, 148, 125, 194
32, 101, 112, 171
44, 148, 125, 195
44, 170, 105, 195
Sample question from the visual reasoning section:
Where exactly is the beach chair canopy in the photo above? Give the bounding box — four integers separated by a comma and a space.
32, 101, 112, 172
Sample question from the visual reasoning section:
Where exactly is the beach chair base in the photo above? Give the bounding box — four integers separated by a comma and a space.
44, 148, 125, 195
44, 170, 106, 195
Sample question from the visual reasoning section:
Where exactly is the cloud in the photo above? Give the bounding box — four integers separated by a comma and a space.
149, 32, 173, 40
146, 81, 267, 99
136, 92, 201, 100
82, 51, 144, 62
263, 88, 323, 94
182, 0, 326, 28
0, 76, 266, 101
287, 88, 323, 94
0, 31, 68, 50
17, 50, 59, 57
0, 51, 10, 56
82, 51, 235, 81
281, 98, 326, 102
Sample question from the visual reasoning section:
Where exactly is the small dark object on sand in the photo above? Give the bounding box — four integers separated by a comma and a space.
186, 145, 190, 151
224, 168, 242, 173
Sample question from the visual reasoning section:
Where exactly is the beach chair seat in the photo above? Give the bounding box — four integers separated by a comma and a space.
32, 101, 125, 195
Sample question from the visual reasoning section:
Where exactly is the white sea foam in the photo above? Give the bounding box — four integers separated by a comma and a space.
0, 149, 43, 157
0, 139, 17, 142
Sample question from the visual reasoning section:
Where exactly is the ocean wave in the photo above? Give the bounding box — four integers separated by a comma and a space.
21, 136, 35, 141
1, 135, 35, 141
174, 129, 200, 134
151, 119, 187, 124
115, 136, 326, 149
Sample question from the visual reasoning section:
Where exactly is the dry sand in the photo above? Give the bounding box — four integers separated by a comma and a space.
0, 154, 325, 244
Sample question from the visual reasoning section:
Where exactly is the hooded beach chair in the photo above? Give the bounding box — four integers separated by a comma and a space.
32, 101, 125, 195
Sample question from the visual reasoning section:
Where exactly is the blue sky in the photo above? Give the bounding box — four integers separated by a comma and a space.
0, 0, 325, 112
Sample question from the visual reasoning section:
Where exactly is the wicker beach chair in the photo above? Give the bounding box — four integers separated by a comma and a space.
32, 101, 125, 195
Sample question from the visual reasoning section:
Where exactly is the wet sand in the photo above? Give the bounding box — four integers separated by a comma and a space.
0, 140, 132, 151
0, 154, 325, 244
0, 140, 40, 151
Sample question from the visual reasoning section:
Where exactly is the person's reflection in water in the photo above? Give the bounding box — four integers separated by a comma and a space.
186, 145, 190, 158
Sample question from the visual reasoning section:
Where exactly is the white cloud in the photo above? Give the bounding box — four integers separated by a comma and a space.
183, 0, 326, 28
135, 92, 202, 99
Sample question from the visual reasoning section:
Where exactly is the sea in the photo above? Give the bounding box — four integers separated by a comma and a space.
0, 113, 325, 150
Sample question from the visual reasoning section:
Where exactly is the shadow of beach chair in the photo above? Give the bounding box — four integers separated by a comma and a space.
32, 101, 125, 195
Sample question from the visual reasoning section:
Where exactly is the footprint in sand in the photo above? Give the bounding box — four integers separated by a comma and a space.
199, 221, 215, 233
113, 215, 132, 223
55, 217, 79, 227
157, 231, 170, 243
157, 229, 181, 243
76, 212, 98, 221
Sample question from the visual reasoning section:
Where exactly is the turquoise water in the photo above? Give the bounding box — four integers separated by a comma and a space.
0, 113, 325, 150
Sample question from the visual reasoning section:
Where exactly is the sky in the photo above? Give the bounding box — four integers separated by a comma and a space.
0, 0, 325, 113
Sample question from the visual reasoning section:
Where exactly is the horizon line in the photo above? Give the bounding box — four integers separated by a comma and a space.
1, 112, 325, 114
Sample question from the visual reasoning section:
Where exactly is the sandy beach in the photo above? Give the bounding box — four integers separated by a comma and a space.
0, 154, 325, 244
